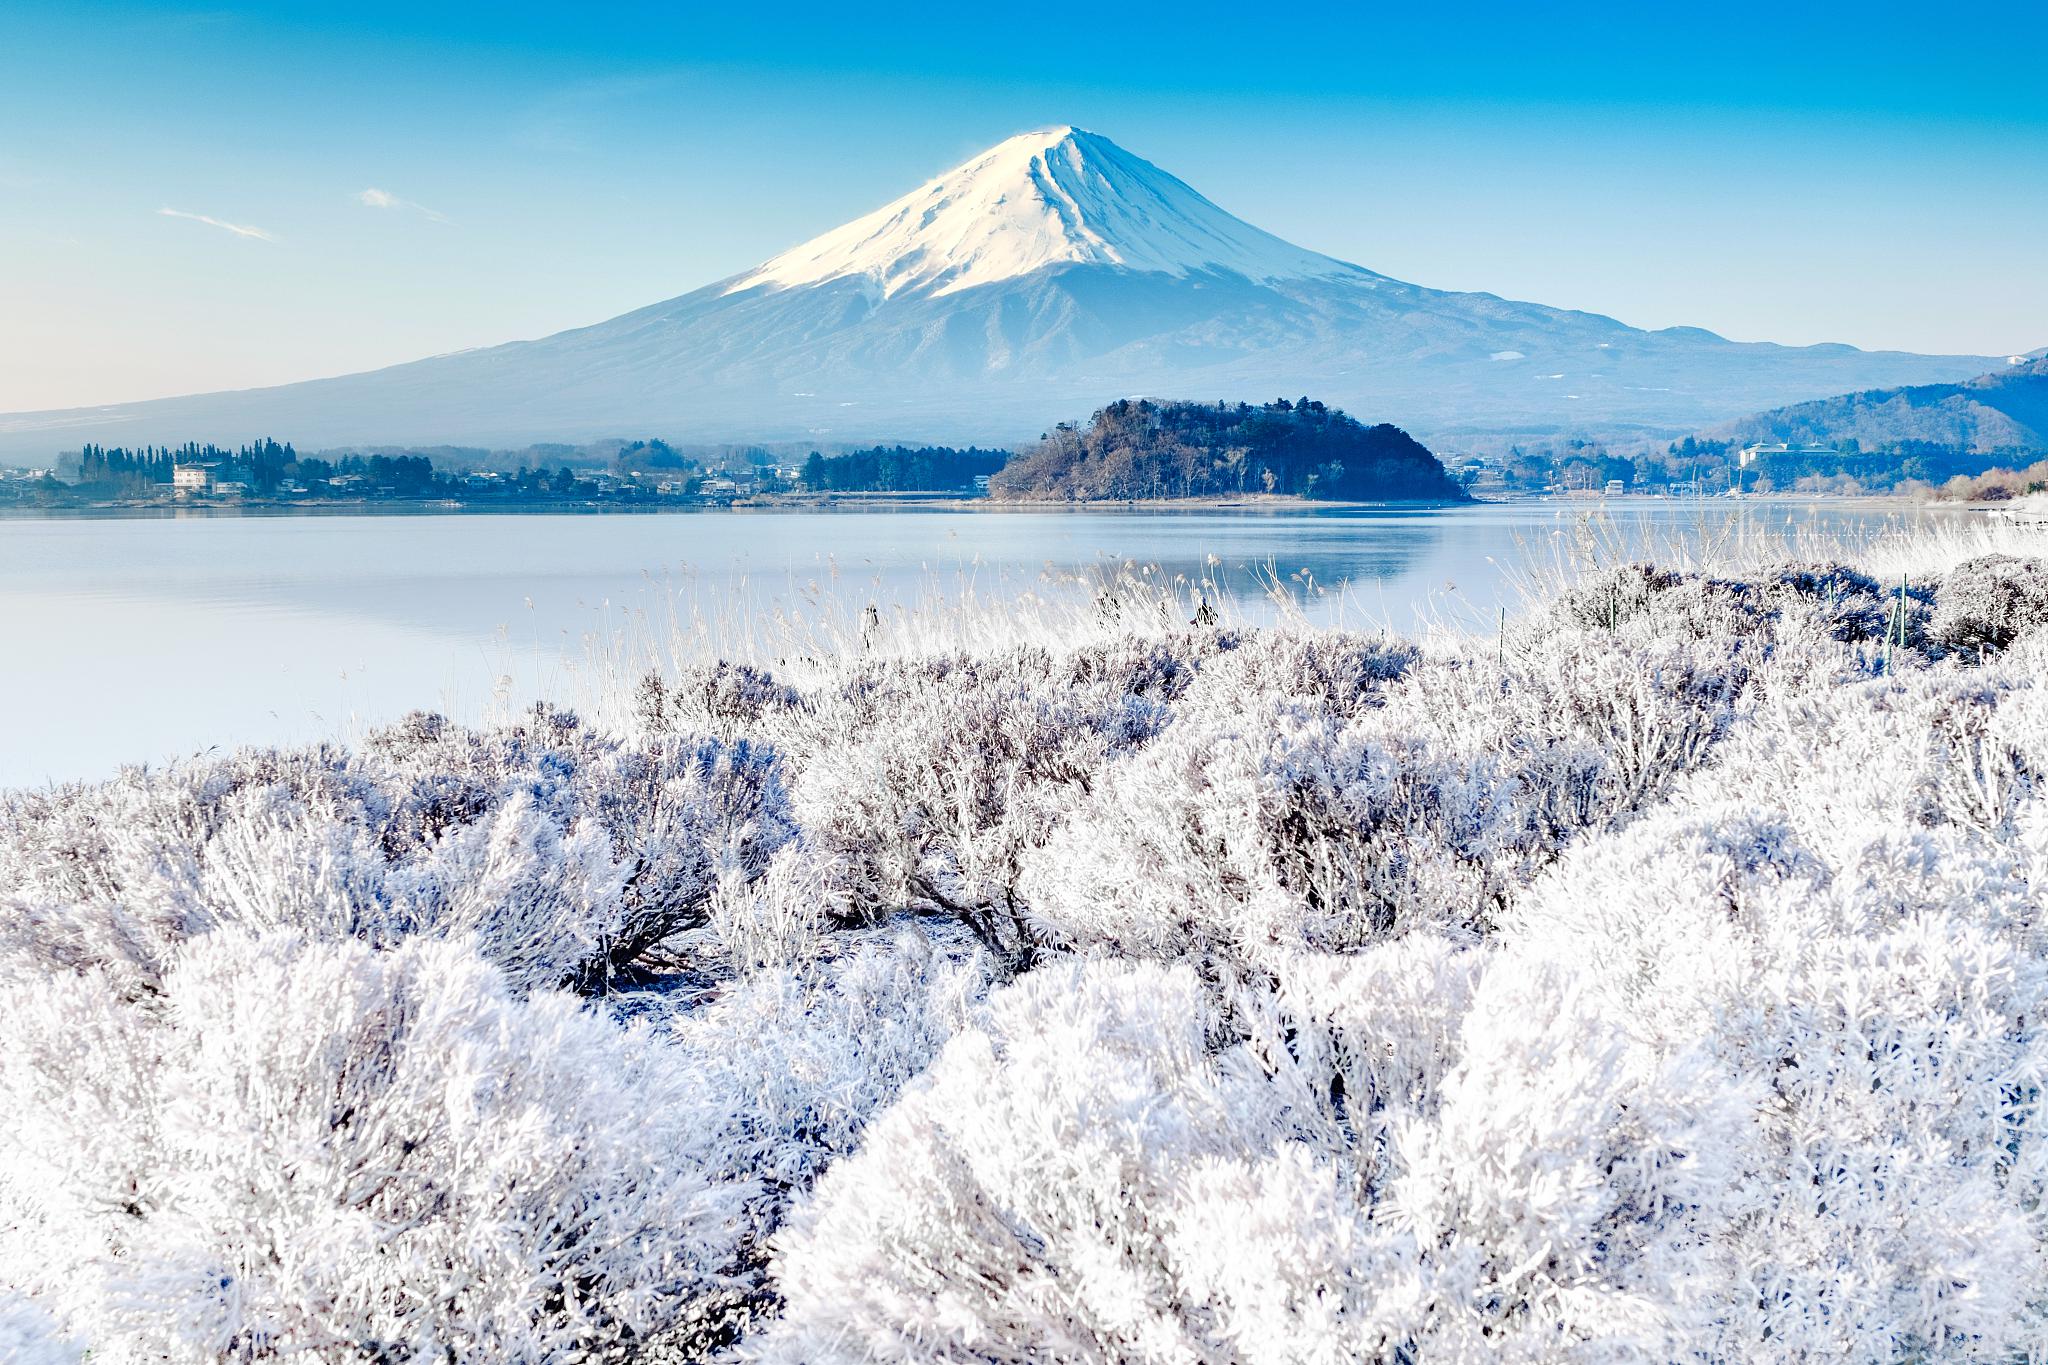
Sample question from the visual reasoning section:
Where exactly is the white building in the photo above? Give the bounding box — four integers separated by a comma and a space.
172, 462, 248, 495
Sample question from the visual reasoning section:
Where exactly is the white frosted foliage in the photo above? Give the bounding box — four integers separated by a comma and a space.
8, 545, 2048, 1360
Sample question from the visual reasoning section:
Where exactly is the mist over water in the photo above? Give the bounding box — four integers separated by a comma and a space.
0, 502, 1969, 786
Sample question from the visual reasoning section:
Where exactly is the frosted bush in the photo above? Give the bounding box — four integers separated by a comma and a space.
0, 749, 356, 996
1243, 936, 1486, 1142
0, 1294, 81, 1365
1025, 630, 1743, 965
755, 945, 1751, 1364
784, 657, 1169, 965
1547, 562, 1767, 640
1547, 560, 1907, 649
709, 842, 838, 973
1173, 628, 1418, 720
753, 958, 1293, 1364
0, 931, 749, 1363
1021, 703, 1515, 961
1506, 689, 2048, 1355
1715, 911, 2048, 1358
1051, 626, 1247, 701
1513, 842, 2048, 1356
1760, 561, 1902, 642
1379, 954, 1754, 1360
645, 926, 997, 1251
1403, 630, 1748, 818
9, 540, 2048, 1361
0, 712, 794, 993
1928, 553, 2048, 655
637, 661, 802, 737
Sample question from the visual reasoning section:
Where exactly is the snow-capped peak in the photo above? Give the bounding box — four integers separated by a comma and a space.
725, 126, 1365, 300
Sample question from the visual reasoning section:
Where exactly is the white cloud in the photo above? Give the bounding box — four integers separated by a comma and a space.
157, 207, 274, 241
355, 187, 448, 223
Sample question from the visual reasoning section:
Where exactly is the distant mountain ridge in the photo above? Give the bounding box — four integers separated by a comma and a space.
1715, 358, 2048, 452
0, 126, 2017, 456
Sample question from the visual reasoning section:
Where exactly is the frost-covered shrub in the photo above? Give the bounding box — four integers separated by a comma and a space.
611, 926, 1002, 1358
13, 538, 2048, 1363
1022, 703, 1517, 961
1548, 562, 1768, 640
1929, 553, 2048, 655
708, 842, 838, 974
1026, 631, 1744, 965
660, 924, 994, 1203
1715, 912, 2048, 1358
1546, 561, 1924, 658
0, 1294, 80, 1365
0, 747, 359, 997
1763, 561, 1901, 643
1666, 662, 2048, 880
1503, 661, 2048, 1358
574, 734, 799, 987
1378, 954, 1755, 1361
1401, 631, 1747, 820
0, 713, 795, 994
754, 958, 1285, 1364
1230, 936, 1486, 1183
755, 945, 1748, 1364
784, 658, 1169, 965
1052, 626, 1247, 701
0, 932, 749, 1363
1510, 817, 2048, 1357
1174, 628, 1417, 721
637, 661, 803, 737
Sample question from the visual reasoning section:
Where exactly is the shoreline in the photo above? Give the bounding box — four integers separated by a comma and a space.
0, 489, 1989, 522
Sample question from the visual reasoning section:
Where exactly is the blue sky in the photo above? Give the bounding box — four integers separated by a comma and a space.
3, 1, 2044, 409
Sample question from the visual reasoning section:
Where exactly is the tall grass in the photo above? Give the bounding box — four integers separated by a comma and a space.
564, 557, 1256, 737
1501, 503, 2048, 615
552, 505, 2048, 737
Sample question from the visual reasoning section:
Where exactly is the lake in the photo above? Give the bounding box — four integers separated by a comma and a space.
0, 501, 1965, 787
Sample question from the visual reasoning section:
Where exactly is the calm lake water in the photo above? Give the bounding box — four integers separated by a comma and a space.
0, 501, 1967, 787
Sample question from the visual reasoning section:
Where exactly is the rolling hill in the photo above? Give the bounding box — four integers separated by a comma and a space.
1716, 357, 2048, 452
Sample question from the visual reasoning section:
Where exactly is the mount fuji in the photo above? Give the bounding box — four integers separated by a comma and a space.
0, 127, 2010, 454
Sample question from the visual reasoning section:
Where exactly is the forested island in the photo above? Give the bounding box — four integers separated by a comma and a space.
989, 398, 1468, 502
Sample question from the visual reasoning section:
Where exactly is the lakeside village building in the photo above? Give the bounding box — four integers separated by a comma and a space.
172, 462, 248, 497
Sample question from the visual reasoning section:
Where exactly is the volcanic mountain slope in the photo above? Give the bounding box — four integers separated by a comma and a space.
0, 127, 2013, 455
1716, 357, 2048, 452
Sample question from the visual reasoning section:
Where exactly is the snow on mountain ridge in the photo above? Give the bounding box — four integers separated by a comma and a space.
726, 126, 1366, 301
